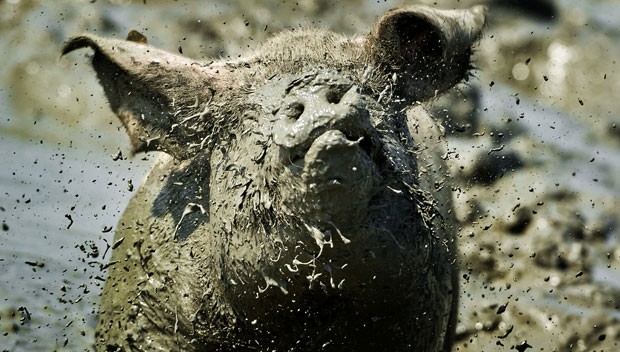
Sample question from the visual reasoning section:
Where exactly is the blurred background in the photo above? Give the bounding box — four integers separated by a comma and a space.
1, 0, 618, 350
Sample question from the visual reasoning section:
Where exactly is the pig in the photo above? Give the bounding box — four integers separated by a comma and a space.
62, 5, 485, 352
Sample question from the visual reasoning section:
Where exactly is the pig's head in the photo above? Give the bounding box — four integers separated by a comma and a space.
64, 5, 485, 351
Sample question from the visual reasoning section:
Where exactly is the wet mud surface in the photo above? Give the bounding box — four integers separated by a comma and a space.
1, 0, 619, 351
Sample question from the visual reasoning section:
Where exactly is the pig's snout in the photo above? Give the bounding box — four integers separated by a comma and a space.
270, 73, 380, 225
272, 72, 371, 158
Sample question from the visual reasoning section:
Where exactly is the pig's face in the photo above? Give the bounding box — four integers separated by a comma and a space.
63, 5, 485, 352
217, 68, 426, 304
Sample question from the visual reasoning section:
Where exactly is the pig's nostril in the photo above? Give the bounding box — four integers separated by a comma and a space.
325, 90, 343, 104
284, 101, 305, 120
325, 84, 354, 105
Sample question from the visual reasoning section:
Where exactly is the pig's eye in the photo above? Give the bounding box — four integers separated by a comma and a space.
283, 102, 304, 120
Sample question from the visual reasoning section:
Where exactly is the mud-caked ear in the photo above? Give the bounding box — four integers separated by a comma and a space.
367, 5, 486, 101
62, 33, 230, 160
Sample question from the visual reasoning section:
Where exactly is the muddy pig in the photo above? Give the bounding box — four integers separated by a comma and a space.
63, 5, 485, 352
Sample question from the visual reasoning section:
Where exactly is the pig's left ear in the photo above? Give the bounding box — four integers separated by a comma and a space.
367, 5, 486, 101
62, 33, 228, 159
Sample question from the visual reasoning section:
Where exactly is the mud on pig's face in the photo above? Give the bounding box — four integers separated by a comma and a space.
248, 70, 378, 229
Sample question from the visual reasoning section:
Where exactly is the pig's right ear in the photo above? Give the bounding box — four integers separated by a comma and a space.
62, 33, 229, 160
367, 5, 486, 101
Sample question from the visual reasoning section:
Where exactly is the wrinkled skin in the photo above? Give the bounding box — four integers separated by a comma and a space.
63, 5, 485, 352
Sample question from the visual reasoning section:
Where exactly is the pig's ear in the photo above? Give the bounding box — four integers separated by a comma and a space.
62, 33, 228, 160
367, 5, 486, 101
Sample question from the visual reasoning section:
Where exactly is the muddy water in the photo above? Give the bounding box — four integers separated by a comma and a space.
1, 0, 618, 350
0, 135, 150, 350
